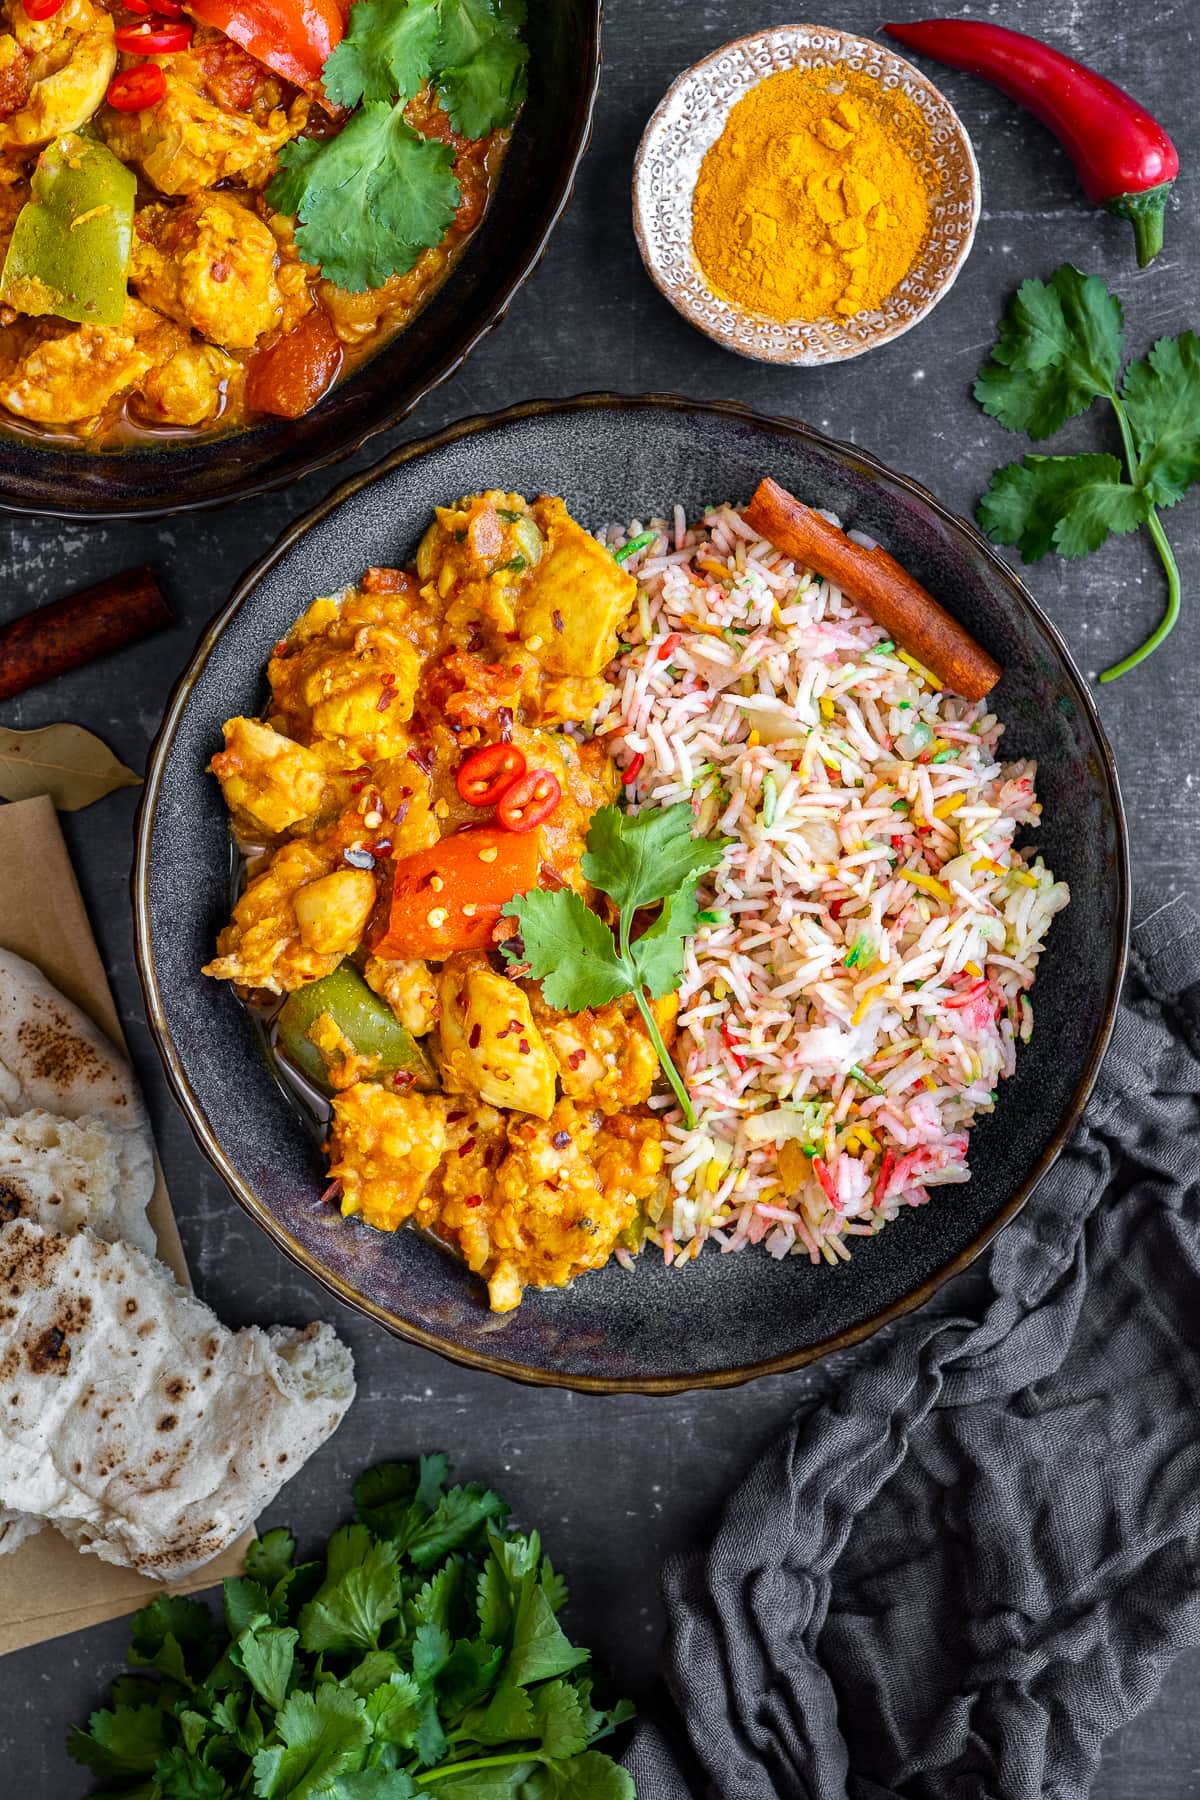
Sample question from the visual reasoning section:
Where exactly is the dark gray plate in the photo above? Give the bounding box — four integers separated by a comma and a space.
133, 396, 1130, 1393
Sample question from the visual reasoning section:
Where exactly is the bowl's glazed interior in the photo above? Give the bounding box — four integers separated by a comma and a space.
0, 3, 600, 518
136, 396, 1128, 1392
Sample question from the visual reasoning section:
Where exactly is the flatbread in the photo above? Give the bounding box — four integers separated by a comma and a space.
0, 1221, 355, 1579
0, 951, 155, 1217
0, 1111, 156, 1255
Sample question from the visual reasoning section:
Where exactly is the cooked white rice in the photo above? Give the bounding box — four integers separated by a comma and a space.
592, 502, 1070, 1269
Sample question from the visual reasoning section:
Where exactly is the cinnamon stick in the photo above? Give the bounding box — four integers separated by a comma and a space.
0, 565, 172, 703
744, 478, 1002, 702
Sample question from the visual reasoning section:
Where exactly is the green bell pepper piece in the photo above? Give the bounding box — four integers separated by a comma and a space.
275, 961, 438, 1097
0, 133, 136, 328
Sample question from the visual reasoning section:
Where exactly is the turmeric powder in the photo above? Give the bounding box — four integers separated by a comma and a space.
692, 64, 939, 324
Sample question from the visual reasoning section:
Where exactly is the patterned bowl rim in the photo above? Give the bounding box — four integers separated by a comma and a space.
632, 22, 982, 366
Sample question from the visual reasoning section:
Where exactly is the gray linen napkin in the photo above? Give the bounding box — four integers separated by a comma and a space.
625, 890, 1200, 1800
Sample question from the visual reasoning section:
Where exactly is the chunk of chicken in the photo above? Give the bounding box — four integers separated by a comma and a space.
364, 954, 438, 1037
516, 496, 636, 679
268, 588, 426, 762
528, 991, 678, 1113
292, 868, 375, 956
438, 955, 556, 1120
138, 341, 240, 428
0, 296, 175, 428
328, 1084, 449, 1233
131, 196, 284, 352
202, 838, 348, 994
210, 717, 329, 837
0, 0, 114, 150
101, 55, 304, 194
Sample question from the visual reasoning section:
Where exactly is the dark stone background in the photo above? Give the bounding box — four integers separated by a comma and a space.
2, 1, 1197, 1791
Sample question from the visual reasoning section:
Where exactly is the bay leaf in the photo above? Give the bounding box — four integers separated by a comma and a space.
0, 723, 142, 811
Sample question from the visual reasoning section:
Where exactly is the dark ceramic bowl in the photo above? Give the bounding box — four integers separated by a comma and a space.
134, 395, 1130, 1393
0, 6, 601, 520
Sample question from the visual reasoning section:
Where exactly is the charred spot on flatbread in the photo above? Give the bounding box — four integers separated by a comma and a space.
28, 1325, 70, 1375
0, 1180, 25, 1223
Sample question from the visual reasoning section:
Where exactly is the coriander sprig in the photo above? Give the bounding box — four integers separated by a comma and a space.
502, 803, 727, 1128
68, 1456, 635, 1800
974, 264, 1199, 681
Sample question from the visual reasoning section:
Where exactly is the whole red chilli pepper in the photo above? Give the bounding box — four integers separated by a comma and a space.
884, 19, 1179, 265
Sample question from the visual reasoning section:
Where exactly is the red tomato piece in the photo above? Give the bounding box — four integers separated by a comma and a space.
456, 743, 526, 808
497, 769, 561, 833
21, 0, 64, 18
245, 309, 343, 420
123, 0, 185, 14
115, 19, 191, 49
106, 62, 167, 110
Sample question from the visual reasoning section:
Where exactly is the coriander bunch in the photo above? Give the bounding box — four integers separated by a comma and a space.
975, 264, 1200, 681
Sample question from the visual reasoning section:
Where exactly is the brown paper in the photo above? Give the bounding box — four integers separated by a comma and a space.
0, 794, 249, 1656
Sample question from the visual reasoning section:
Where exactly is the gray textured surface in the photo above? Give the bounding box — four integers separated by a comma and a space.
1, 0, 1197, 1791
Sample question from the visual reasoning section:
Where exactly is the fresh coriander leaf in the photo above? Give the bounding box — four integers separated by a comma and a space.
413, 1694, 449, 1768
130, 1595, 219, 1686
978, 454, 1149, 561
178, 1710, 211, 1756
438, 1637, 503, 1713
334, 1771, 417, 1799
224, 1579, 271, 1639
629, 878, 702, 999
477, 1547, 516, 1645
153, 1746, 227, 1800
582, 803, 725, 916
529, 1751, 637, 1800
974, 266, 1124, 438
346, 1650, 402, 1698
212, 1690, 266, 1758
503, 887, 630, 1012
412, 1560, 463, 1631
354, 1461, 419, 1512
68, 1705, 169, 1778
299, 1527, 400, 1654
268, 107, 459, 293
412, 1619, 452, 1686
416, 1451, 452, 1512
246, 1529, 298, 1591
409, 1483, 510, 1569
365, 1672, 423, 1747
436, 0, 529, 136
252, 1687, 370, 1799
573, 1684, 635, 1747
540, 1559, 568, 1616
533, 1680, 589, 1760
240, 1623, 299, 1714
1120, 331, 1200, 508
508, 1586, 588, 1688
460, 1675, 536, 1744
323, 0, 441, 109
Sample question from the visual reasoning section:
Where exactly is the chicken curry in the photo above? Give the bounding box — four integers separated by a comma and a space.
0, 0, 523, 443
204, 492, 676, 1314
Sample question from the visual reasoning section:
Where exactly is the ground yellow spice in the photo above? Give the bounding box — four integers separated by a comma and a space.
692, 64, 939, 323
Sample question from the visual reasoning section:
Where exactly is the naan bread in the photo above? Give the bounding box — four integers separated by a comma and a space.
0, 1111, 156, 1255
0, 1221, 355, 1578
0, 951, 155, 1221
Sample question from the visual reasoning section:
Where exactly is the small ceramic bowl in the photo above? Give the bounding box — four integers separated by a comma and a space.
633, 23, 981, 365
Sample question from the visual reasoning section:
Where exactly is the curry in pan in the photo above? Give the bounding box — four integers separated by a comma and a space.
0, 0, 526, 442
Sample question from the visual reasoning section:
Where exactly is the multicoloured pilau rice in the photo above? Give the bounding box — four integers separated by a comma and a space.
592, 502, 1070, 1269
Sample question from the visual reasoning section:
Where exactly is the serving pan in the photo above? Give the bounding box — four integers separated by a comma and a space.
0, 3, 602, 519
134, 395, 1130, 1393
